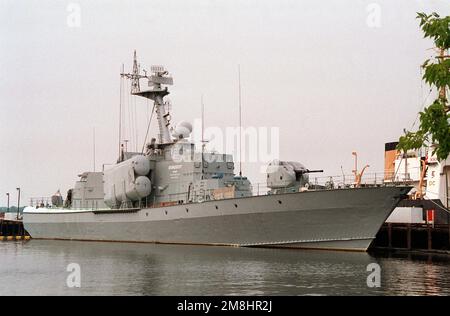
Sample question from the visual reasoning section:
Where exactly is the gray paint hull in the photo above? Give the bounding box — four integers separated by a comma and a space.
23, 186, 410, 252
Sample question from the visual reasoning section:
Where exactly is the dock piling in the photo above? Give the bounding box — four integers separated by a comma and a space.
427, 223, 432, 251
0, 219, 29, 242
373, 223, 449, 254
407, 224, 412, 250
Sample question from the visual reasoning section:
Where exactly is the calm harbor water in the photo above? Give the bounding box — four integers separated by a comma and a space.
0, 240, 449, 296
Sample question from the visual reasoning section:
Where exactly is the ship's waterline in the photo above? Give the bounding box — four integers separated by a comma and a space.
24, 186, 411, 252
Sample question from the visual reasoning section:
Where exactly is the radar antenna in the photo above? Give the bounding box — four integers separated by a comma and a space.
120, 50, 147, 94
120, 51, 174, 144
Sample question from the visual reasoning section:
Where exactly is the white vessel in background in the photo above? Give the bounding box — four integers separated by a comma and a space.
384, 142, 450, 224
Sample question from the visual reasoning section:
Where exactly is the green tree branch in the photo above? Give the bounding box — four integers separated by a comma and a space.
398, 13, 450, 160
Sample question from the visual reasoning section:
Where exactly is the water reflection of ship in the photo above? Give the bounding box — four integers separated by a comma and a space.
25, 240, 376, 296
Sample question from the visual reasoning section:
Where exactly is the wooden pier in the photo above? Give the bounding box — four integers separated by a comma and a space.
0, 219, 29, 241
371, 223, 450, 254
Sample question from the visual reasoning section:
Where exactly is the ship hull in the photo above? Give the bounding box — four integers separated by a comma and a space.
23, 186, 410, 252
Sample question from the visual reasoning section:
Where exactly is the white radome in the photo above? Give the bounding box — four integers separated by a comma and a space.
173, 121, 193, 139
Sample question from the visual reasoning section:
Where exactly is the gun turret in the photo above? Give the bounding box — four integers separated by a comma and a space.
267, 161, 322, 190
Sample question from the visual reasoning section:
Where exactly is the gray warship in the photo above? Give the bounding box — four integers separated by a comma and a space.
23, 52, 411, 252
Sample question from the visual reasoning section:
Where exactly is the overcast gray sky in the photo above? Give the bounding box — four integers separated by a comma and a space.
1, 0, 449, 205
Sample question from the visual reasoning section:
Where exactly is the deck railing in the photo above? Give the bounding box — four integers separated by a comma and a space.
29, 171, 415, 210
